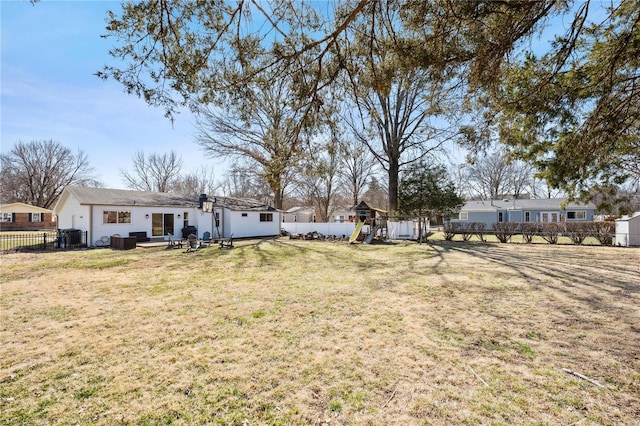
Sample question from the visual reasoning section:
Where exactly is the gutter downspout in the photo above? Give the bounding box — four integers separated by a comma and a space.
89, 205, 93, 247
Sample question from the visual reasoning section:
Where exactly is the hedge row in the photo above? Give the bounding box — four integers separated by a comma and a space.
442, 221, 615, 245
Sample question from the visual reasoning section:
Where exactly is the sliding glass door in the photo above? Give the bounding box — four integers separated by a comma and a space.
151, 213, 175, 237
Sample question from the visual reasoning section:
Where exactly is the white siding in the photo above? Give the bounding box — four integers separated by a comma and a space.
91, 206, 156, 243
192, 210, 213, 239
229, 211, 280, 238
90, 206, 204, 245
56, 195, 90, 237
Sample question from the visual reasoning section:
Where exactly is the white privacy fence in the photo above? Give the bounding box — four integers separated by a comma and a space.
281, 222, 359, 237
282, 220, 428, 240
387, 220, 430, 240
387, 221, 417, 240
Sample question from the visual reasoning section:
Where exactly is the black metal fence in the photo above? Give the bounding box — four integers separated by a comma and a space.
0, 229, 88, 251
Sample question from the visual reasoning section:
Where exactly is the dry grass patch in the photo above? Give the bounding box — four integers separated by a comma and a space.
1, 239, 639, 425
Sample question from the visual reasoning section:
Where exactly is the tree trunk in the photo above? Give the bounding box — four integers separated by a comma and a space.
351, 176, 359, 206
388, 161, 399, 213
273, 188, 283, 210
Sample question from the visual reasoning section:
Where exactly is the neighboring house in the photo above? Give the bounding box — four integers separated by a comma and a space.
615, 212, 640, 247
282, 206, 316, 223
53, 186, 280, 247
450, 198, 596, 227
0, 202, 56, 230
331, 206, 358, 223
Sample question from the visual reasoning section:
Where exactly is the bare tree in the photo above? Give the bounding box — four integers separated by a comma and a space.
589, 181, 640, 216
463, 152, 533, 199
294, 135, 342, 222
195, 77, 311, 209
218, 165, 281, 206
120, 151, 183, 192
0, 140, 100, 209
170, 166, 218, 198
341, 3, 459, 213
338, 137, 377, 206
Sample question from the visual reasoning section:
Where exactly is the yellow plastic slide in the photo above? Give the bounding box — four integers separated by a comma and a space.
349, 220, 364, 243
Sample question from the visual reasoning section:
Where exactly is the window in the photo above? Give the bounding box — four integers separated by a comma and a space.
567, 211, 586, 220
458, 212, 468, 220
498, 212, 504, 222
524, 212, 531, 222
103, 210, 131, 224
241, 213, 248, 217
0, 213, 12, 222
118, 211, 131, 223
215, 212, 220, 228
31, 213, 42, 222
260, 213, 273, 222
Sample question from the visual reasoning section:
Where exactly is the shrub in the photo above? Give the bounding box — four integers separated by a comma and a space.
540, 223, 563, 244
589, 221, 615, 245
520, 222, 540, 243
492, 222, 519, 243
565, 222, 591, 245
474, 222, 486, 242
460, 223, 474, 241
443, 222, 459, 241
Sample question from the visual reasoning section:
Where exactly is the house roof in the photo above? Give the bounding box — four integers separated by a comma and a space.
461, 198, 596, 212
460, 200, 500, 212
354, 201, 388, 213
210, 196, 277, 212
64, 187, 197, 207
60, 186, 276, 211
285, 206, 315, 214
617, 212, 640, 222
0, 202, 52, 213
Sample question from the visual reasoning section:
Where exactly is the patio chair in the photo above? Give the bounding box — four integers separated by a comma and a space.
219, 234, 233, 249
184, 233, 201, 252
165, 234, 183, 249
201, 231, 211, 248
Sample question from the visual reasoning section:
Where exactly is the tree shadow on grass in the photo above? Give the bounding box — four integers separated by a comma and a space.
428, 240, 640, 331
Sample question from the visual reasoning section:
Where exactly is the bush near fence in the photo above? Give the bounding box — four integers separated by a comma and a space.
0, 230, 88, 251
443, 221, 615, 245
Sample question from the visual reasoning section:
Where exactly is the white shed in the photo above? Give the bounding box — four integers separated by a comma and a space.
615, 212, 640, 247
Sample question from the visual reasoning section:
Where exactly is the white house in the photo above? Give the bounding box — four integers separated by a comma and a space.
53, 187, 280, 247
615, 212, 640, 247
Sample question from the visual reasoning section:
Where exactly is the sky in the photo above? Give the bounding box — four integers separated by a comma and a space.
1, 0, 226, 189
1, 1, 605, 192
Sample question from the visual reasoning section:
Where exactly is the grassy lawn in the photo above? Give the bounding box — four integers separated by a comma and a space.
1, 238, 638, 425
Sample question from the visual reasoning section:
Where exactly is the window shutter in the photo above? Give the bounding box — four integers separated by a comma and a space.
12, 213, 16, 222
29, 213, 32, 222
